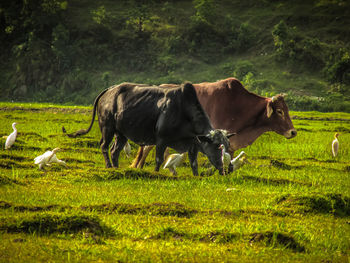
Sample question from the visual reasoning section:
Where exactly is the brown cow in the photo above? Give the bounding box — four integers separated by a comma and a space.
131, 77, 297, 169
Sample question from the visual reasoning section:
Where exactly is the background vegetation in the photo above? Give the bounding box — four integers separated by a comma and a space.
1, 102, 350, 262
0, 0, 349, 111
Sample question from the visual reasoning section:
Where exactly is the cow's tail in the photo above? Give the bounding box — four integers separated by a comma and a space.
62, 88, 109, 138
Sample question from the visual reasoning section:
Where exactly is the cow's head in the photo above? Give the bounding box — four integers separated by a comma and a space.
197, 129, 235, 174
266, 94, 297, 139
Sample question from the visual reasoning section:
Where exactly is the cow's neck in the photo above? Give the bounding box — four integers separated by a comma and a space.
230, 96, 271, 151
230, 123, 270, 151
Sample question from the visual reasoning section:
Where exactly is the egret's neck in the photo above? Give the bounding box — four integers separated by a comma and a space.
48, 151, 56, 162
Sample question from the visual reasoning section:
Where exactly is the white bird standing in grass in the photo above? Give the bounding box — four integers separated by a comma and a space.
34, 148, 67, 170
5, 122, 17, 149
332, 133, 340, 157
219, 144, 231, 175
163, 153, 185, 175
230, 151, 250, 172
123, 141, 131, 158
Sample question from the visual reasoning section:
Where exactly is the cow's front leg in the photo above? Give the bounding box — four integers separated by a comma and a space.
110, 134, 127, 167
155, 144, 166, 172
188, 146, 199, 176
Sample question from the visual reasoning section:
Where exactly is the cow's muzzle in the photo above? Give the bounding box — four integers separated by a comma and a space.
284, 129, 297, 139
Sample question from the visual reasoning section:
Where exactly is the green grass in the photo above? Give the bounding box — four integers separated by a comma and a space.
0, 102, 350, 262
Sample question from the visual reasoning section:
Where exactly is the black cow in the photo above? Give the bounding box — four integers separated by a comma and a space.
63, 82, 233, 176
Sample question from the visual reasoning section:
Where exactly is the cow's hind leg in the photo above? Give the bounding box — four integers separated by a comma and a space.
130, 146, 144, 168
110, 134, 127, 167
137, 145, 154, 168
100, 126, 115, 168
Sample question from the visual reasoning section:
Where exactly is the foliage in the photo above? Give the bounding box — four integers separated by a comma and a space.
285, 93, 350, 112
0, 0, 349, 109
233, 60, 256, 80
192, 0, 217, 25
324, 50, 350, 85
272, 20, 324, 70
222, 18, 256, 53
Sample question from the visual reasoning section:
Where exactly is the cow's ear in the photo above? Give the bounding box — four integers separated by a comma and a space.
266, 100, 273, 118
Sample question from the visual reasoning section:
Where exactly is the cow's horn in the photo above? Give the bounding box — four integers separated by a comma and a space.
271, 96, 277, 102
227, 132, 236, 138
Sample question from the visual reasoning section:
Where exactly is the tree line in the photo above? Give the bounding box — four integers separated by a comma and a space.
0, 0, 349, 111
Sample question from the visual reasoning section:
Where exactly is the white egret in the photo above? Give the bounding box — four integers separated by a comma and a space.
5, 122, 17, 149
123, 141, 131, 158
219, 144, 231, 175
230, 151, 249, 171
163, 153, 185, 175
34, 148, 67, 170
332, 133, 340, 157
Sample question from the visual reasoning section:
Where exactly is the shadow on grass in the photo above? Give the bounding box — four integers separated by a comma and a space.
0, 160, 32, 169
276, 193, 350, 217
0, 175, 23, 186
17, 132, 47, 142
240, 174, 312, 187
0, 153, 33, 169
67, 139, 100, 149
1, 200, 290, 220
151, 227, 239, 244
0, 201, 63, 212
92, 168, 182, 181
0, 200, 198, 218
0, 106, 90, 114
150, 227, 305, 252
63, 157, 96, 165
81, 202, 198, 218
3, 144, 42, 151
248, 231, 305, 252
0, 213, 114, 238
150, 226, 240, 244
0, 154, 29, 162
292, 116, 350, 122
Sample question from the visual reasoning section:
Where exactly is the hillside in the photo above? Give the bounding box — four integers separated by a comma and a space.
0, 0, 349, 111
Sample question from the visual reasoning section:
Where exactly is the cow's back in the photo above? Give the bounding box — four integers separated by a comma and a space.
98, 82, 212, 146
194, 78, 265, 132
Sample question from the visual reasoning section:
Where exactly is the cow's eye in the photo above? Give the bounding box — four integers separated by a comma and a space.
277, 109, 284, 116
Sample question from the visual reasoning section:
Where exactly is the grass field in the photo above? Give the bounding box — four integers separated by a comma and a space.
0, 102, 349, 262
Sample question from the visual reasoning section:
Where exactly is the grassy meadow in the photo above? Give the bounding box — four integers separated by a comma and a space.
0, 102, 349, 262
